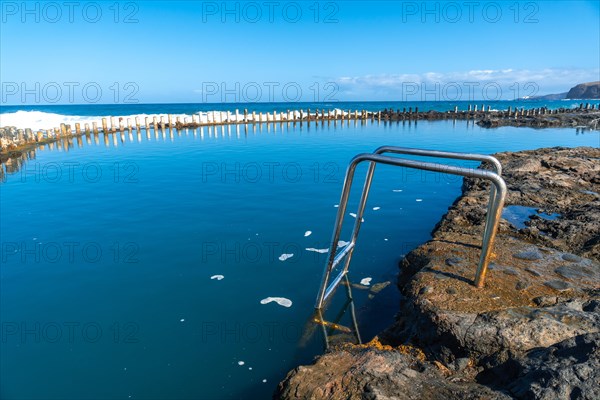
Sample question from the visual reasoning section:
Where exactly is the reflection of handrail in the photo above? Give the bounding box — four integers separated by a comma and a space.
313, 274, 362, 350
315, 151, 507, 310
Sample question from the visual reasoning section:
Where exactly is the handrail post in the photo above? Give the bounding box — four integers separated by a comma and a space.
475, 178, 506, 287
341, 161, 377, 275
315, 151, 506, 309
315, 162, 359, 309
371, 146, 505, 287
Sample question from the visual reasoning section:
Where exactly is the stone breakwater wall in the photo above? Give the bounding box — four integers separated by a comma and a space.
2, 104, 599, 153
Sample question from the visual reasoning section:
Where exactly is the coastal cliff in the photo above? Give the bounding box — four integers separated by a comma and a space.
566, 82, 600, 100
524, 81, 600, 100
276, 147, 600, 399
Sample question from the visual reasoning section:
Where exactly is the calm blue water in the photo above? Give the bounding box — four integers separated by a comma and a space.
1, 113, 599, 399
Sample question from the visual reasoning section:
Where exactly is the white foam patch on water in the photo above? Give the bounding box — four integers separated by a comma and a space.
211, 275, 225, 280
260, 297, 293, 308
306, 248, 329, 253
349, 213, 364, 222
338, 240, 350, 248
373, 207, 381, 210
180, 319, 185, 322
360, 277, 372, 286
416, 199, 423, 202
392, 189, 403, 192
384, 238, 389, 241
278, 253, 294, 261
334, 205, 339, 208
304, 231, 312, 237
238, 361, 245, 366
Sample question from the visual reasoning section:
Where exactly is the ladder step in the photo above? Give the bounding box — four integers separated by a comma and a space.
331, 242, 355, 269
323, 270, 348, 302
312, 318, 352, 333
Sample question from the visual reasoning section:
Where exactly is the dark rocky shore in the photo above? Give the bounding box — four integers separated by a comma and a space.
378, 104, 600, 129
276, 147, 600, 399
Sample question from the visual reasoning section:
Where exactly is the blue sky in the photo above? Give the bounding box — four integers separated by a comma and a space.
1, 0, 599, 104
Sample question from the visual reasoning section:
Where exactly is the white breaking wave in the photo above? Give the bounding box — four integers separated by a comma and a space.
0, 110, 186, 130
1, 111, 105, 130
0, 109, 336, 130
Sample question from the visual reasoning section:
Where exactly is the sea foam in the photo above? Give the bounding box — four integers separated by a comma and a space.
306, 247, 328, 253
260, 297, 292, 307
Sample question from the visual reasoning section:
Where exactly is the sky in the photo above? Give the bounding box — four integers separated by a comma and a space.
1, 0, 599, 104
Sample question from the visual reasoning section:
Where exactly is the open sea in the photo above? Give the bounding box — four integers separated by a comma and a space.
1, 101, 599, 399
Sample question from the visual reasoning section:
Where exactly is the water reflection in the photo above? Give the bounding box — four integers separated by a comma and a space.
300, 275, 362, 351
1, 120, 598, 183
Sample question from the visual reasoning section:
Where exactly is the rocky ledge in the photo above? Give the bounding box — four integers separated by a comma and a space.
377, 106, 600, 130
276, 147, 600, 399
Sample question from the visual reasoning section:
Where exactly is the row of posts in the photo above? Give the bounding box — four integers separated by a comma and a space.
32, 109, 377, 141
17, 103, 600, 143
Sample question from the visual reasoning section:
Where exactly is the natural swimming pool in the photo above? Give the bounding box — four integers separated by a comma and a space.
1, 119, 599, 399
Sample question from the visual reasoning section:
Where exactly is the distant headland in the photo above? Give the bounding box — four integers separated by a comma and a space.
523, 81, 600, 100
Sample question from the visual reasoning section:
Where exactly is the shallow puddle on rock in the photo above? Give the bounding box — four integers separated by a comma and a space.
502, 205, 560, 230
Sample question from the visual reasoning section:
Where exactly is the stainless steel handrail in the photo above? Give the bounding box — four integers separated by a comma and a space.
373, 146, 502, 175
372, 146, 503, 279
315, 151, 507, 309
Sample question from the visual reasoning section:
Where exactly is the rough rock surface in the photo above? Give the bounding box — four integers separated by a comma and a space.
436, 146, 600, 260
566, 81, 600, 100
387, 147, 600, 365
376, 107, 600, 130
277, 147, 600, 399
476, 109, 600, 129
276, 342, 511, 400
480, 332, 600, 400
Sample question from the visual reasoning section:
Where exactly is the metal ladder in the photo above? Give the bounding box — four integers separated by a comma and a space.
315, 146, 507, 310
313, 274, 362, 350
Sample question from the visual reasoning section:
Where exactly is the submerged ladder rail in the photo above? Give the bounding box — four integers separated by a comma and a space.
314, 274, 362, 350
315, 148, 507, 310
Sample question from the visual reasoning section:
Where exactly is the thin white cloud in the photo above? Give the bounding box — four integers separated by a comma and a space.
333, 68, 600, 100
